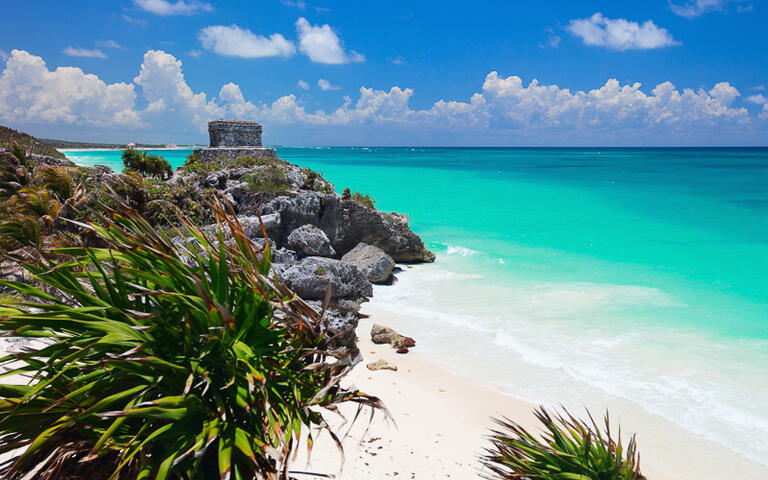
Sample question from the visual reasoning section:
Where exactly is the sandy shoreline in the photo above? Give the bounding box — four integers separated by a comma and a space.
297, 315, 678, 480
293, 269, 768, 480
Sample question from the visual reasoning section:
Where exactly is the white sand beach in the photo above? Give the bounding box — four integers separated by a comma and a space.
295, 274, 768, 480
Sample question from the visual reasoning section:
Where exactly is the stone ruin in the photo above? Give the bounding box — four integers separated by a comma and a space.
193, 119, 276, 162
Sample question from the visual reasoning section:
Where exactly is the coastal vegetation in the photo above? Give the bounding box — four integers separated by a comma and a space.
482, 407, 645, 480
181, 153, 284, 176
122, 148, 172, 180
0, 148, 83, 252
341, 187, 377, 209
0, 198, 384, 479
0, 125, 66, 159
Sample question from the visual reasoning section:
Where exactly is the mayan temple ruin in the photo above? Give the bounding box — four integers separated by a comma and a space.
193, 119, 276, 162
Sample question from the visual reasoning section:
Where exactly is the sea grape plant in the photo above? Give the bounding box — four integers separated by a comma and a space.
481, 406, 646, 480
0, 198, 383, 480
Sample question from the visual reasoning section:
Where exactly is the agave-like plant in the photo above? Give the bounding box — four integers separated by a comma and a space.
0, 198, 383, 480
33, 165, 75, 201
481, 406, 645, 480
0, 151, 32, 200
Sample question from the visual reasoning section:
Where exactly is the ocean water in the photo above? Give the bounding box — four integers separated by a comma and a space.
64, 147, 768, 476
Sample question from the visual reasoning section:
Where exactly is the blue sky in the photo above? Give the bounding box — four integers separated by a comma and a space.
0, 0, 766, 145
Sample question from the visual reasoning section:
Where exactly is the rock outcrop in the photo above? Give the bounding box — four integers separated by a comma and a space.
280, 257, 372, 301
178, 120, 434, 351
287, 224, 336, 258
257, 192, 435, 263
371, 324, 416, 353
366, 359, 398, 371
341, 242, 395, 284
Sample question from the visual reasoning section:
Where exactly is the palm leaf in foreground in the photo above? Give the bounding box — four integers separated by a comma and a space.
0, 197, 384, 480
481, 406, 646, 480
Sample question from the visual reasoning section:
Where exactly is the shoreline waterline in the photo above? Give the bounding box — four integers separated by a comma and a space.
360, 263, 768, 480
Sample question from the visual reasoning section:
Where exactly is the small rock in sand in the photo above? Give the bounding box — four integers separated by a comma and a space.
371, 324, 416, 352
366, 359, 398, 371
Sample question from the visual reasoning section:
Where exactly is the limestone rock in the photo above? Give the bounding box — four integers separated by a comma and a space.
367, 359, 398, 371
371, 324, 416, 353
280, 257, 372, 301
341, 242, 395, 283
287, 224, 336, 258
258, 192, 434, 263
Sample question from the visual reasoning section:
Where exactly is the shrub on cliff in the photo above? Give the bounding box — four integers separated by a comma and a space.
481, 406, 645, 480
352, 191, 376, 209
0, 198, 384, 480
181, 154, 283, 176
244, 166, 291, 195
122, 148, 172, 179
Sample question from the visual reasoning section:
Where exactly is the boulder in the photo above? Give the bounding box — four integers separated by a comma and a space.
202, 171, 227, 190
317, 195, 435, 263
287, 224, 336, 258
280, 257, 372, 301
367, 359, 397, 371
341, 242, 395, 283
371, 324, 416, 353
258, 192, 435, 263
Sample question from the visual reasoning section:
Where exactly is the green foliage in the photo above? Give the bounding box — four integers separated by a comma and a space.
33, 165, 74, 200
181, 154, 283, 176
0, 151, 32, 200
243, 166, 290, 195
0, 125, 66, 159
144, 177, 212, 226
0, 153, 80, 251
342, 187, 351, 199
315, 266, 327, 275
0, 292, 21, 305
351, 191, 376, 209
482, 406, 645, 480
121, 148, 172, 179
0, 199, 384, 480
0, 214, 42, 250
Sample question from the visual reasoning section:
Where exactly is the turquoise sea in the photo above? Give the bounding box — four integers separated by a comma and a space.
64, 147, 768, 476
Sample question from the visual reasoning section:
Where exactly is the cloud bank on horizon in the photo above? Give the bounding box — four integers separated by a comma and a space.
0, 1, 764, 145
0, 48, 763, 145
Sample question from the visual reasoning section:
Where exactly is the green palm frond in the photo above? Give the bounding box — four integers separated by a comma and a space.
0, 196, 384, 480
482, 406, 645, 480
33, 165, 74, 200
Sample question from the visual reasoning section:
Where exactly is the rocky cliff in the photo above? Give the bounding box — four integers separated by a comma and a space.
171, 153, 434, 348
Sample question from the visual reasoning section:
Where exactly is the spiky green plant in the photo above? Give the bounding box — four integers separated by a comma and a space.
33, 165, 74, 201
481, 406, 645, 480
0, 151, 32, 200
0, 198, 384, 480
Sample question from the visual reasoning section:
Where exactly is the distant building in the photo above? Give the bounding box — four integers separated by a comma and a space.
165, 143, 177, 148
127, 142, 136, 148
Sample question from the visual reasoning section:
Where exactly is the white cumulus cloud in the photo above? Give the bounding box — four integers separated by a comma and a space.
318, 78, 340, 91
133, 0, 212, 16
297, 80, 310, 90
0, 49, 142, 127
295, 17, 364, 64
134, 50, 223, 131
0, 49, 763, 143
198, 25, 296, 58
62, 47, 108, 59
567, 13, 680, 51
